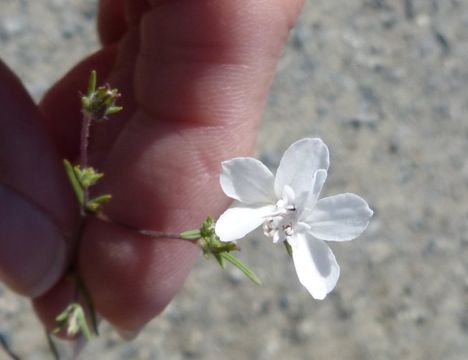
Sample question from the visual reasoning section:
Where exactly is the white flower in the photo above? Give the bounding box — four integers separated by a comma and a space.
215, 138, 373, 300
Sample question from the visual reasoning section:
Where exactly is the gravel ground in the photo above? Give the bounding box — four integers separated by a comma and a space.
1, 0, 468, 359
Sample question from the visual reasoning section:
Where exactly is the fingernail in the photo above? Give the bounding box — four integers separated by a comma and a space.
0, 185, 67, 297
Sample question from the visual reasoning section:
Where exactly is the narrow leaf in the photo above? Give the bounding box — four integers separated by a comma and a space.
87, 194, 112, 212
75, 307, 92, 340
87, 70, 97, 95
213, 243, 238, 253
89, 194, 112, 205
214, 253, 225, 269
283, 240, 293, 257
63, 159, 84, 206
220, 253, 262, 286
180, 229, 201, 240
106, 106, 123, 115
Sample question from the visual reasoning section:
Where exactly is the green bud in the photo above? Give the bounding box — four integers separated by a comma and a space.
81, 70, 122, 122
194, 217, 261, 286
74, 166, 104, 188
53, 303, 93, 340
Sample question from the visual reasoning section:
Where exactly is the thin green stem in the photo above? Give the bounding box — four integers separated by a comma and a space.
79, 113, 92, 215
139, 229, 189, 240
57, 111, 97, 341
95, 212, 199, 242
76, 276, 99, 335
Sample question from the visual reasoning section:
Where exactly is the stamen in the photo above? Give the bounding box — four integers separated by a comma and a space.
283, 224, 294, 236
263, 195, 297, 239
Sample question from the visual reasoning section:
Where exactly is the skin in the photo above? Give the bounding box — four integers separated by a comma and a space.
0, 0, 304, 335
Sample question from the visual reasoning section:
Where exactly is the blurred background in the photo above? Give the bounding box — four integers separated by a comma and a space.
1, 0, 467, 359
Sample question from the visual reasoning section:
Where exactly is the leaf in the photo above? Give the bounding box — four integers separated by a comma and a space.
105, 106, 123, 115
75, 306, 93, 340
180, 229, 201, 240
214, 253, 225, 269
75, 166, 104, 188
200, 216, 215, 238
220, 253, 262, 286
283, 240, 293, 257
87, 70, 97, 96
63, 159, 84, 206
52, 303, 94, 340
87, 194, 112, 212
213, 243, 238, 253
90, 194, 112, 205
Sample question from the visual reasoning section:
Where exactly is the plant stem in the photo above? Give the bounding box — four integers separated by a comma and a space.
61, 111, 97, 337
79, 113, 92, 215
73, 112, 92, 269
95, 212, 197, 242
74, 111, 93, 302
139, 229, 189, 240
75, 275, 99, 334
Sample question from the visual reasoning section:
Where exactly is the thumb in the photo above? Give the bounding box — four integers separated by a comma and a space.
0, 61, 77, 297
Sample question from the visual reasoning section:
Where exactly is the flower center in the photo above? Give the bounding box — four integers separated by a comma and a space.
263, 187, 298, 242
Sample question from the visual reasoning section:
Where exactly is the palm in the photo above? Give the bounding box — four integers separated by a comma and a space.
0, 0, 303, 333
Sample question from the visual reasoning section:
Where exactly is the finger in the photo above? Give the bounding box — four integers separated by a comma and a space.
98, 0, 127, 46
98, 0, 151, 46
0, 61, 77, 297
42, 0, 149, 160
136, 0, 303, 128
79, 0, 304, 332
86, 0, 149, 165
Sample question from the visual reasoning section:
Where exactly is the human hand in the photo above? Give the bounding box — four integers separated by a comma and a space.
0, 0, 304, 335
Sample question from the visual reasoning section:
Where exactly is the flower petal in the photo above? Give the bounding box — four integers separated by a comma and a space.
215, 205, 276, 242
289, 233, 340, 300
220, 158, 276, 204
302, 169, 328, 212
274, 138, 329, 199
305, 193, 373, 241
